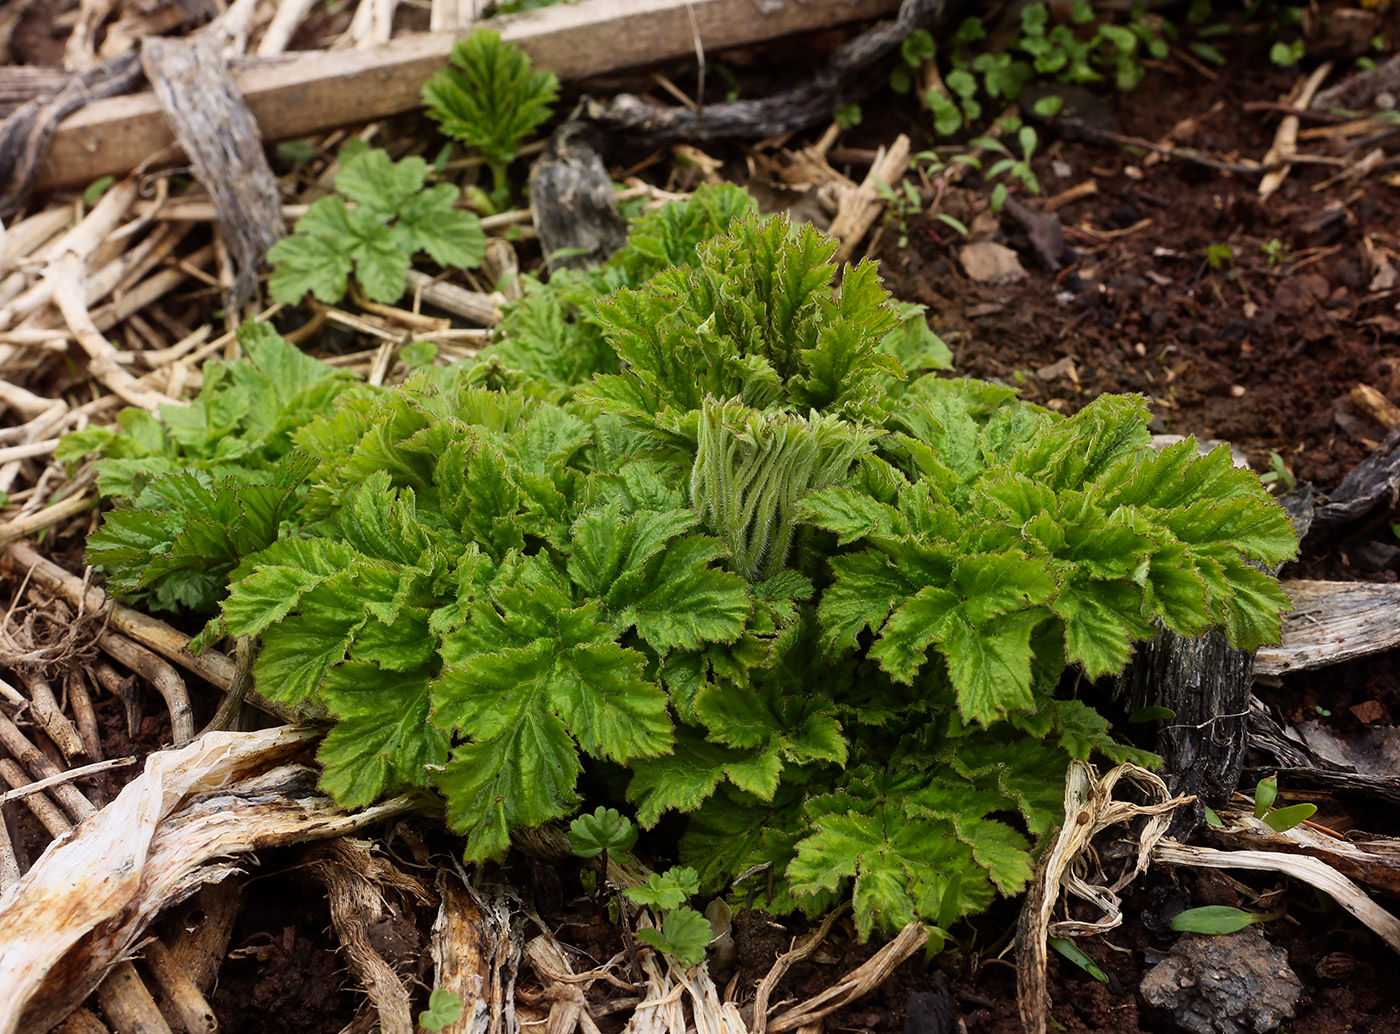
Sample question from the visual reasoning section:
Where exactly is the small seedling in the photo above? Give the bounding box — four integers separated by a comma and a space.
569, 806, 638, 859
834, 103, 863, 130
979, 126, 1041, 213
419, 989, 464, 1031
1171, 905, 1280, 935
1049, 937, 1109, 982
268, 144, 485, 305
83, 176, 116, 206
624, 867, 700, 910
891, 29, 935, 94
276, 139, 319, 164
1204, 243, 1234, 271
1252, 774, 1316, 832
422, 29, 559, 207
1253, 774, 1278, 817
1260, 238, 1292, 268
1264, 803, 1316, 832
1258, 451, 1294, 491
399, 340, 438, 369
635, 906, 712, 966
1270, 39, 1304, 67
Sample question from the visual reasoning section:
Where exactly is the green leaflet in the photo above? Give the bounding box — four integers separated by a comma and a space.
318, 662, 447, 806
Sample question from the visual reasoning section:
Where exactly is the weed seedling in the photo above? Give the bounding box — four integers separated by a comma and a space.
422, 29, 559, 209
1260, 238, 1292, 268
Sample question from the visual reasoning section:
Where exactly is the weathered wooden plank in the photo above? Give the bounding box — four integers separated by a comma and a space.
1255, 579, 1400, 676
36, 0, 901, 191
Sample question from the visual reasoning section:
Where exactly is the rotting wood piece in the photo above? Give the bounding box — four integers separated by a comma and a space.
430, 873, 500, 1034
304, 839, 435, 1034
1308, 421, 1400, 538
829, 134, 911, 265
140, 36, 284, 311
35, 0, 905, 192
1115, 629, 1253, 838
571, 0, 950, 148
529, 123, 628, 272
0, 52, 144, 217
1255, 580, 1400, 676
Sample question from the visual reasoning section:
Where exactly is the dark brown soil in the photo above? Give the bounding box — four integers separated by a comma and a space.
876, 65, 1400, 491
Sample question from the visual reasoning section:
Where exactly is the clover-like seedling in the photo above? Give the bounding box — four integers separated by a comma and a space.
568, 806, 638, 859
418, 989, 464, 1031
635, 906, 712, 967
624, 867, 700, 912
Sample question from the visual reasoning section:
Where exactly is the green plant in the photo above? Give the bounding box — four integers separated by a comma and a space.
1252, 774, 1316, 832
1270, 39, 1304, 67
1171, 905, 1281, 934
980, 127, 1041, 213
268, 143, 486, 305
569, 806, 639, 858
1258, 451, 1294, 492
56, 323, 365, 616
418, 990, 464, 1031
891, 29, 935, 95
834, 103, 863, 131
423, 29, 559, 207
636, 907, 712, 966
1260, 238, 1291, 268
567, 815, 711, 966
1049, 937, 1108, 982
83, 209, 1296, 945
1204, 243, 1234, 271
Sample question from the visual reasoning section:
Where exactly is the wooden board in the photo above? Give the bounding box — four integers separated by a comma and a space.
36, 0, 901, 191
1255, 579, 1400, 676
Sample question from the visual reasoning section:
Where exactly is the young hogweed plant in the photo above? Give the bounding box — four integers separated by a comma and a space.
422, 29, 559, 209
70, 199, 1296, 948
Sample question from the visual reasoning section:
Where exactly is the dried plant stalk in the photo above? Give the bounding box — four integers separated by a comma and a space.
0, 726, 414, 1034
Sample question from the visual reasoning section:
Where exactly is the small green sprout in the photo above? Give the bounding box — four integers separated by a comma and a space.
1204, 243, 1234, 271
1171, 905, 1281, 935
1258, 451, 1294, 492
636, 906, 712, 966
1253, 775, 1317, 832
1260, 238, 1292, 268
624, 867, 700, 911
419, 989, 464, 1031
422, 29, 559, 207
1049, 937, 1109, 982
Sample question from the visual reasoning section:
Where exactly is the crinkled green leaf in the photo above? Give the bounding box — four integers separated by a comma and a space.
318, 662, 447, 806
612, 536, 751, 651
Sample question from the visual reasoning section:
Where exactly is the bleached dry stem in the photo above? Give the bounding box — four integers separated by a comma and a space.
0, 178, 138, 332
50, 252, 182, 412
1154, 842, 1400, 953
0, 727, 414, 1034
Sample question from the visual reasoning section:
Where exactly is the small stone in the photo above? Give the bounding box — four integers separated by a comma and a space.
958, 240, 1026, 285
1140, 927, 1302, 1034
